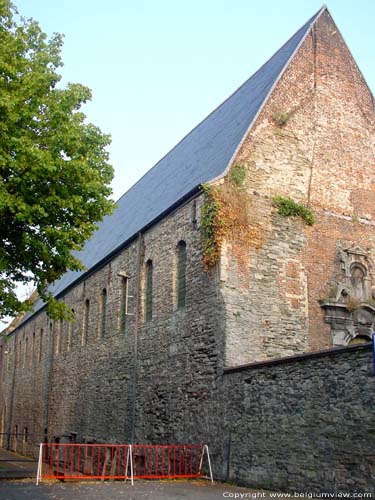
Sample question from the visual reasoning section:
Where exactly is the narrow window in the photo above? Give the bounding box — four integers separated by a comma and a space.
39, 329, 43, 363
18, 341, 21, 368
32, 332, 35, 365
100, 289, 107, 338
177, 241, 187, 309
145, 260, 153, 321
120, 276, 129, 334
14, 424, 18, 451
191, 200, 197, 227
24, 337, 28, 368
49, 323, 53, 351
23, 427, 28, 443
82, 300, 90, 346
67, 309, 74, 351
7, 348, 11, 372
59, 320, 63, 354
55, 321, 61, 356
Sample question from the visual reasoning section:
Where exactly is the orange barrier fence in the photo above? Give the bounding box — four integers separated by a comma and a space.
36, 443, 213, 485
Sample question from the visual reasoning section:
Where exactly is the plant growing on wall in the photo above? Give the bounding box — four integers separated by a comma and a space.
200, 164, 253, 271
272, 111, 292, 127
273, 196, 315, 225
228, 163, 246, 188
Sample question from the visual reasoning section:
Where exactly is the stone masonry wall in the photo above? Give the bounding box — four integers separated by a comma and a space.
221, 10, 375, 366
0, 194, 226, 460
219, 344, 375, 494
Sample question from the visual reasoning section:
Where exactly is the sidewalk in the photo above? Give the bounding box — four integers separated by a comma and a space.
0, 478, 319, 500
0, 448, 38, 479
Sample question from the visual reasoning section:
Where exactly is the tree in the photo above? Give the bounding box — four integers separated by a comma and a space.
0, 1, 115, 320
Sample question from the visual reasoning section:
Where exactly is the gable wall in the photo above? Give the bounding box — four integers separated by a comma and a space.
222, 10, 375, 366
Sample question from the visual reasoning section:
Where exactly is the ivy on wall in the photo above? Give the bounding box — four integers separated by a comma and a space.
200, 164, 253, 271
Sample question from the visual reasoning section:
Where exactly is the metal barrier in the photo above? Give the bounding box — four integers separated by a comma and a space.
36, 443, 213, 485
37, 444, 132, 483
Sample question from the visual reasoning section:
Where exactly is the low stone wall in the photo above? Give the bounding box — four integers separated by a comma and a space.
221, 343, 375, 494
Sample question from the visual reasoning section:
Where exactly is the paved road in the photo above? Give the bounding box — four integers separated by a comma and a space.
0, 448, 38, 479
0, 479, 305, 500
0, 448, 321, 499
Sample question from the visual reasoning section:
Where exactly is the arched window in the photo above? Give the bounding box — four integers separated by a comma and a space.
32, 331, 35, 364
82, 300, 90, 345
120, 276, 129, 334
24, 337, 28, 368
177, 241, 187, 309
39, 329, 43, 363
145, 260, 153, 321
55, 321, 61, 356
67, 309, 74, 351
100, 289, 107, 338
18, 341, 21, 367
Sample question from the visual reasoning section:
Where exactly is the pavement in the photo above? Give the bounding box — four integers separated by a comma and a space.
0, 448, 321, 500
0, 479, 313, 500
0, 448, 38, 479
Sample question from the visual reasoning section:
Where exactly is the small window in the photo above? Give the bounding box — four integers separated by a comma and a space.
55, 321, 61, 356
82, 300, 90, 346
39, 329, 43, 363
7, 347, 11, 372
24, 337, 28, 368
100, 289, 107, 338
32, 332, 35, 364
176, 241, 187, 309
23, 427, 28, 443
145, 260, 153, 321
14, 424, 18, 450
120, 276, 129, 334
67, 309, 74, 351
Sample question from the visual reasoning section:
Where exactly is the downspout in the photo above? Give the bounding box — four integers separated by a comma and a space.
129, 232, 144, 444
6, 338, 17, 450
44, 321, 55, 440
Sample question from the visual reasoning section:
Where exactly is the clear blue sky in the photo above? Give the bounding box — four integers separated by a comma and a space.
14, 0, 375, 201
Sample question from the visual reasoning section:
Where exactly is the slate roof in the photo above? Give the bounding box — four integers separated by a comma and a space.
25, 6, 325, 320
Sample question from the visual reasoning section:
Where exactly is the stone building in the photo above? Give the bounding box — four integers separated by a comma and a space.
1, 6, 375, 493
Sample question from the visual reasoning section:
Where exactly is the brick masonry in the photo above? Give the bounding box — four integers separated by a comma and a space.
0, 8, 374, 493
221, 10, 375, 365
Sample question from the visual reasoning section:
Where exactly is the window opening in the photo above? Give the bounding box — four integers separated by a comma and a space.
145, 260, 153, 321
100, 289, 107, 338
177, 241, 187, 309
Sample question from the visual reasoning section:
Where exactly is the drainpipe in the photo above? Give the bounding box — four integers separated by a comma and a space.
6, 337, 18, 450
43, 321, 55, 441
129, 232, 144, 444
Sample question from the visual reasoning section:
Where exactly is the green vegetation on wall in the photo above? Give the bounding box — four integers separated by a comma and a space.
273, 196, 315, 225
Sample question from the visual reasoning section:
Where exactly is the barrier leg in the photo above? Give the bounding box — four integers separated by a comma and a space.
199, 444, 214, 483
36, 443, 43, 486
129, 444, 134, 485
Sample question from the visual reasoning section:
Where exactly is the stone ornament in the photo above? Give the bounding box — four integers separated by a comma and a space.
320, 242, 375, 346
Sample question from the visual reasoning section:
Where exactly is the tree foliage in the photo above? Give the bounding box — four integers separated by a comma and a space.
0, 1, 115, 320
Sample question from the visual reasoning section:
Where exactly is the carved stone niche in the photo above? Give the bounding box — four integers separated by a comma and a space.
320, 243, 375, 346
